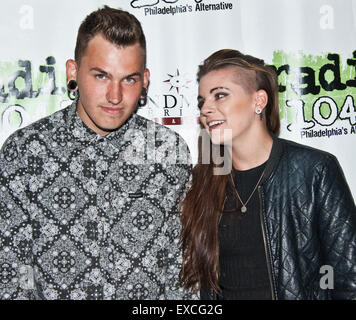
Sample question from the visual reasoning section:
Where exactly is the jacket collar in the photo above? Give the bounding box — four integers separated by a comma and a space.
261, 133, 284, 185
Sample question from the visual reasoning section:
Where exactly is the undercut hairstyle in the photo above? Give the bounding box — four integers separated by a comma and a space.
74, 6, 147, 66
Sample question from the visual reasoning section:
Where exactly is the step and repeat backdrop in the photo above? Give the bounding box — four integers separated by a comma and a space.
0, 0, 355, 199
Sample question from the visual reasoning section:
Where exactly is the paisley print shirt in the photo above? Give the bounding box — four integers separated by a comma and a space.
0, 102, 194, 300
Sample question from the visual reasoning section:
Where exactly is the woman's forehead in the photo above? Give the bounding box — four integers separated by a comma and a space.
200, 66, 257, 93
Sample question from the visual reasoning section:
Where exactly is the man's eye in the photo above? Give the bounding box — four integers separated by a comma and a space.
96, 74, 106, 80
125, 77, 137, 84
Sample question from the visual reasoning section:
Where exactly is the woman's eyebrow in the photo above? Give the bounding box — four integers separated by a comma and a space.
210, 86, 230, 94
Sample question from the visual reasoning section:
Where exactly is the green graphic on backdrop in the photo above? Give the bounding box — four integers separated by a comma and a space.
1, 51, 356, 146
272, 50, 356, 135
0, 57, 68, 143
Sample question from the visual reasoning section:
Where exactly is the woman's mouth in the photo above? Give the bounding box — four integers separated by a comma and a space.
208, 120, 225, 130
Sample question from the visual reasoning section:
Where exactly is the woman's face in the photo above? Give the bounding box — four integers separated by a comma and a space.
198, 66, 259, 146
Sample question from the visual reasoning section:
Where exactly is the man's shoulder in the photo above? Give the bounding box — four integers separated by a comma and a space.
133, 113, 183, 136
2, 105, 72, 146
126, 113, 192, 166
133, 113, 190, 147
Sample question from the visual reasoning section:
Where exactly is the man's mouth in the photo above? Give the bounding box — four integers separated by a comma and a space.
101, 106, 122, 116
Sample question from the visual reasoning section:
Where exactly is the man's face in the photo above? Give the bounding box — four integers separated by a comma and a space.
67, 34, 150, 135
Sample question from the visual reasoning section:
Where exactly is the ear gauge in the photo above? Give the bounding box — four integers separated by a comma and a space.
67, 80, 79, 100
67, 80, 78, 91
138, 87, 147, 107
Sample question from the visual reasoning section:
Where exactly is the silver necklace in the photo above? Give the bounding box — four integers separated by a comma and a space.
230, 167, 266, 213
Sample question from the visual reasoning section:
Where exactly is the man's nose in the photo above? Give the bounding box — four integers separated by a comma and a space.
107, 82, 122, 105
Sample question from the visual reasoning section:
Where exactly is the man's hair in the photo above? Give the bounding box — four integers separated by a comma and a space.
75, 6, 146, 66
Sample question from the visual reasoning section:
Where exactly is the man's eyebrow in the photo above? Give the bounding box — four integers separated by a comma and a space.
90, 67, 109, 75
126, 72, 142, 79
89, 68, 142, 79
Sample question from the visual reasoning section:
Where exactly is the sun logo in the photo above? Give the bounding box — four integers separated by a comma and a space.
164, 69, 191, 94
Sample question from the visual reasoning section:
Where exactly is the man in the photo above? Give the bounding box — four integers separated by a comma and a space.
0, 6, 193, 300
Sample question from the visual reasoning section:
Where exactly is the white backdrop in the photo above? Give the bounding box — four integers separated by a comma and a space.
0, 0, 355, 200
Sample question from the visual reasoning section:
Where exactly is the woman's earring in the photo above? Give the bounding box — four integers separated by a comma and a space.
255, 107, 263, 120
138, 87, 147, 107
67, 80, 79, 100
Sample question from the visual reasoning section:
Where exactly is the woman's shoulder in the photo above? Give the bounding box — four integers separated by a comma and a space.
278, 137, 337, 164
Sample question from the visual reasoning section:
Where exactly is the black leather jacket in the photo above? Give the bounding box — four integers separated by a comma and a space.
202, 136, 356, 300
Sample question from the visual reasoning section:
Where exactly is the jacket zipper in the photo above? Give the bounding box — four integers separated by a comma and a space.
258, 187, 276, 300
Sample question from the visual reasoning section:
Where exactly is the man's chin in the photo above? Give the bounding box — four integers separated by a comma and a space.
95, 116, 132, 135
96, 123, 123, 135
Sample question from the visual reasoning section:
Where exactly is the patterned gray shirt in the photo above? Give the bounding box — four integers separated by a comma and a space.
0, 102, 194, 300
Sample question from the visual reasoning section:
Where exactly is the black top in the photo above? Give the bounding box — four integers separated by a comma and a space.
201, 135, 355, 300
218, 162, 272, 300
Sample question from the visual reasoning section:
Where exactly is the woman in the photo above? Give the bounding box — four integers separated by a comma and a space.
180, 49, 356, 300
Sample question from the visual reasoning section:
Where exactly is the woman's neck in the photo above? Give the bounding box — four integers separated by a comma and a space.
230, 129, 273, 171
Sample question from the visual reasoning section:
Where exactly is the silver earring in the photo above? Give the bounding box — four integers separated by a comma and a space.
255, 107, 263, 120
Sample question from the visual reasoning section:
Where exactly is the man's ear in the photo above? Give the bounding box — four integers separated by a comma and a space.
143, 68, 150, 90
66, 59, 78, 82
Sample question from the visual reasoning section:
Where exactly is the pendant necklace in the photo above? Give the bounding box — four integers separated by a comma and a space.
230, 167, 266, 213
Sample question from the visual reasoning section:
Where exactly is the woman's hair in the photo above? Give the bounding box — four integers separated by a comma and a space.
74, 6, 146, 66
197, 49, 280, 134
179, 49, 280, 294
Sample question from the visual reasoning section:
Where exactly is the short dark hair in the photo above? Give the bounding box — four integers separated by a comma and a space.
75, 6, 147, 66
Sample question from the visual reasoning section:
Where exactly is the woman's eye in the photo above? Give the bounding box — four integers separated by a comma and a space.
215, 92, 227, 100
197, 100, 204, 110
